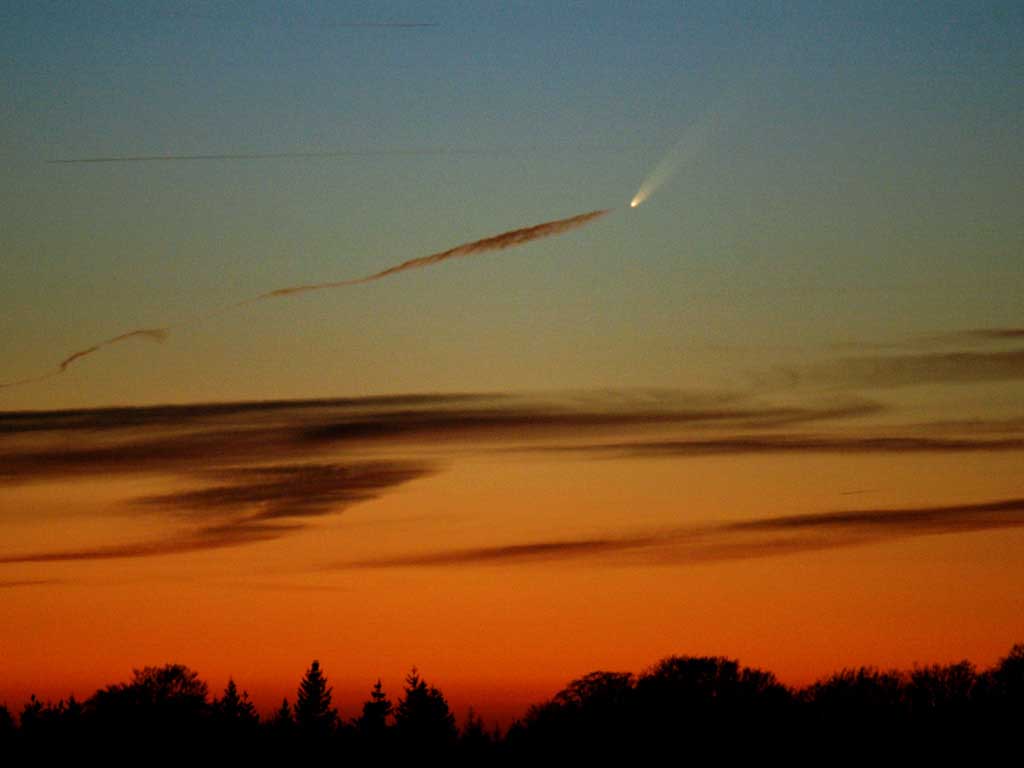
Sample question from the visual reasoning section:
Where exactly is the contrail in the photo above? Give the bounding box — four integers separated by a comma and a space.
50, 149, 479, 164
1, 210, 610, 387
255, 208, 610, 301
56, 329, 169, 372
0, 329, 168, 390
49, 144, 632, 165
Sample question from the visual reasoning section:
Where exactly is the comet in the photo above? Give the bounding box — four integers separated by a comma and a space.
629, 91, 743, 208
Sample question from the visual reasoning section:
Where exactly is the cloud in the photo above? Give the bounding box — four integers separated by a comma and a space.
783, 348, 1024, 389
0, 578, 64, 588
1, 208, 609, 388
137, 462, 434, 521
338, 537, 660, 568
831, 327, 1024, 352
0, 521, 291, 564
533, 434, 1024, 459
335, 497, 1024, 569
1, 390, 1019, 566
0, 393, 494, 435
0, 393, 887, 484
948, 328, 1024, 343
253, 209, 610, 300
0, 328, 167, 390
0, 460, 432, 564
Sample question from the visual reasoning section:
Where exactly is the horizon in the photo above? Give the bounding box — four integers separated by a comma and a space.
6, 641, 1023, 729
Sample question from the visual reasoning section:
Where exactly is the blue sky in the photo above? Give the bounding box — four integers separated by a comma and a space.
1, 1, 1021, 408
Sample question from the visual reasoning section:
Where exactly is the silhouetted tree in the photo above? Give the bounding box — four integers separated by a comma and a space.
271, 697, 294, 730
294, 660, 337, 736
460, 706, 494, 760
976, 643, 1024, 736
0, 704, 13, 744
6, 642, 1024, 757
212, 678, 258, 736
85, 663, 211, 752
908, 662, 975, 716
991, 643, 1024, 701
393, 668, 457, 753
523, 670, 635, 756
18, 694, 43, 735
214, 679, 257, 721
356, 679, 392, 738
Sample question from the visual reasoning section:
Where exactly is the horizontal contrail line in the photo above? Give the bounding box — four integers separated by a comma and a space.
49, 145, 634, 165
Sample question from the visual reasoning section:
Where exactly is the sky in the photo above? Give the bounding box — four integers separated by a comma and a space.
1, 1, 1023, 724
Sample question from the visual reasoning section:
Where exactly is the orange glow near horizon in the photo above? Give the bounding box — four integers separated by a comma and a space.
3, 444, 1023, 723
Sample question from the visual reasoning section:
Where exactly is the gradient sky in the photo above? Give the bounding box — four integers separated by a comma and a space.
1, 1, 1023, 724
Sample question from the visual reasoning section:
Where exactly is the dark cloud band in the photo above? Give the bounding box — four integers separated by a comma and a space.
336, 497, 1024, 569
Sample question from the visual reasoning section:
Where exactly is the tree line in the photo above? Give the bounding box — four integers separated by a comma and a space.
3, 644, 1022, 759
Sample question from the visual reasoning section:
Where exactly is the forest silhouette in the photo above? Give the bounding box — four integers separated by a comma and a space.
3, 644, 1023, 759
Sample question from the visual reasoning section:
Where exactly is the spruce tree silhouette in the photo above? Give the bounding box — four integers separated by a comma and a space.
356, 678, 393, 737
272, 697, 293, 730
460, 706, 494, 759
213, 678, 258, 730
294, 660, 338, 736
394, 667, 457, 752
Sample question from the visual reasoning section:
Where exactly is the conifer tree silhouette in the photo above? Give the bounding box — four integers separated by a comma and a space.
214, 678, 258, 727
357, 678, 393, 737
394, 667, 457, 751
295, 660, 338, 735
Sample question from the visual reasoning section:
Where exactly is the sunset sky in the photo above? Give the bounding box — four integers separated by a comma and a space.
2, 1, 1023, 724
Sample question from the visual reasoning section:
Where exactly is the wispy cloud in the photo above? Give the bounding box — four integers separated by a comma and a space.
0, 329, 167, 390
1, 390, 1019, 565
0, 460, 432, 564
780, 348, 1024, 389
253, 209, 610, 300
947, 328, 1024, 343
532, 434, 1024, 459
0, 578, 65, 588
335, 497, 1024, 569
1, 209, 610, 388
831, 327, 1024, 352
0, 393, 886, 484
137, 462, 434, 521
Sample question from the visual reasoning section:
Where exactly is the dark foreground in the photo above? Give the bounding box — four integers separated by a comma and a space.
3, 644, 1023, 760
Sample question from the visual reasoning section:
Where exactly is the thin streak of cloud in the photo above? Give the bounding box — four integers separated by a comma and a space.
0, 522, 291, 564
136, 462, 435, 521
56, 328, 168, 373
50, 144, 632, 164
0, 328, 167, 390
725, 497, 1024, 534
960, 328, 1024, 341
253, 209, 611, 300
335, 497, 1024, 569
782, 348, 1024, 389
340, 538, 661, 568
0, 209, 609, 388
832, 327, 1024, 352
0, 393, 496, 435
0, 578, 64, 588
538, 434, 1024, 459
49, 147, 500, 164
